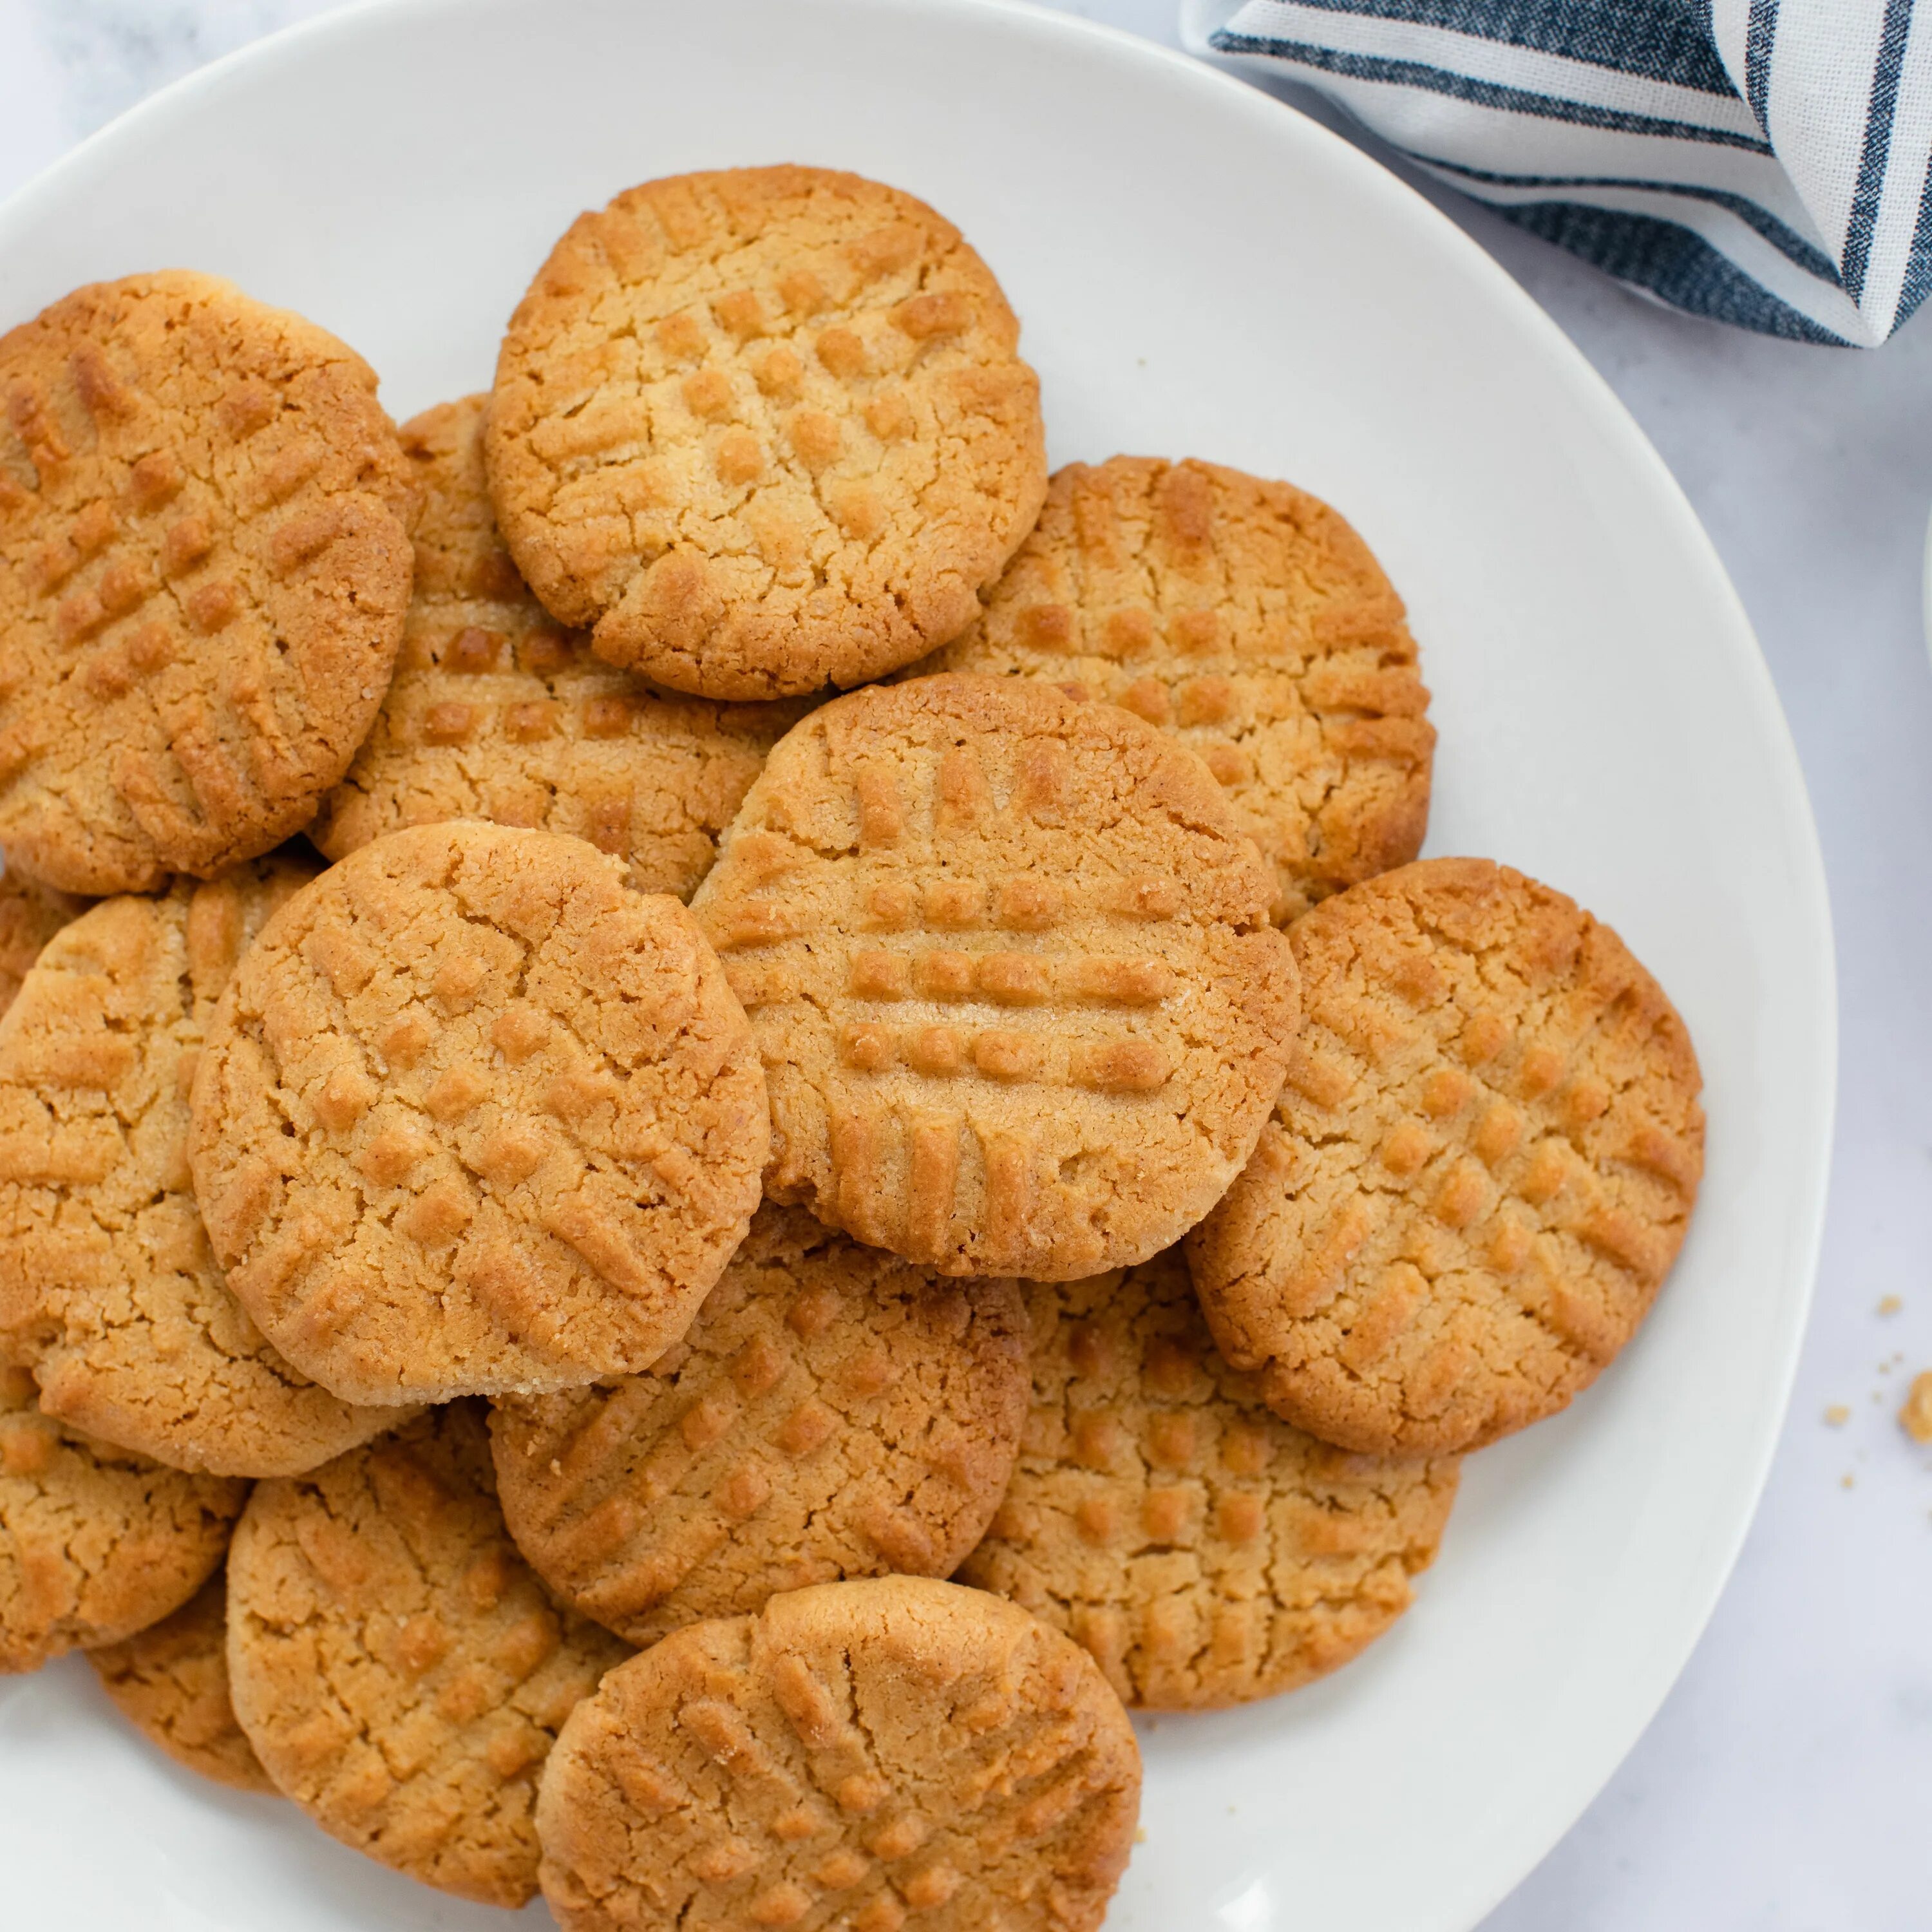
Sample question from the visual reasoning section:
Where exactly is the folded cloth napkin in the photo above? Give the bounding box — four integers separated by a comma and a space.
1181, 0, 1932, 346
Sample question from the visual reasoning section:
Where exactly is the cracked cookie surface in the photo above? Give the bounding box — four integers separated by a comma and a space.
491, 1203, 1028, 1648
487, 166, 1046, 698
226, 1403, 630, 1905
536, 1575, 1141, 1932
692, 674, 1298, 1279
315, 395, 812, 895
0, 1363, 244, 1672
958, 1247, 1458, 1709
0, 861, 86, 1018
188, 819, 769, 1406
1187, 858, 1705, 1456
88, 1565, 273, 1792
0, 857, 400, 1474
919, 456, 1434, 922
189, 821, 768, 1405
0, 272, 413, 894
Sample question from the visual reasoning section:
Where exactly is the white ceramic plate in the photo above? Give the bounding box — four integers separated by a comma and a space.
0, 2, 1833, 1927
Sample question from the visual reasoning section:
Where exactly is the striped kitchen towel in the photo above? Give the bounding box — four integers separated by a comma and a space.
1180, 0, 1932, 345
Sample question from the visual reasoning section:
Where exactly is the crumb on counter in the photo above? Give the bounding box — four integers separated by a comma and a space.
1900, 1370, 1932, 1444
1823, 1404, 1850, 1427
1877, 1295, 1903, 1316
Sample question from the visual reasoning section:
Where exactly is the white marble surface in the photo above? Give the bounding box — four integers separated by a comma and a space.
1, 1, 1927, 1925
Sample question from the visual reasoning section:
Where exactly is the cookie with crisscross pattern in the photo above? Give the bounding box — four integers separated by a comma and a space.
0, 272, 413, 893
692, 673, 1298, 1280
491, 1203, 1028, 1647
919, 455, 1434, 922
226, 1403, 629, 1904
88, 1566, 274, 1792
536, 1576, 1141, 1932
315, 394, 811, 894
0, 855, 400, 1474
958, 1247, 1458, 1709
0, 1364, 244, 1674
1188, 858, 1704, 1455
487, 167, 1046, 698
188, 821, 768, 1405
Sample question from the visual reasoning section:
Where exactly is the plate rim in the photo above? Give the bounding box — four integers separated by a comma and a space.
0, 1, 1837, 1926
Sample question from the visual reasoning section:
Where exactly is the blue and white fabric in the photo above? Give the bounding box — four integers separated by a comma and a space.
1180, 0, 1932, 345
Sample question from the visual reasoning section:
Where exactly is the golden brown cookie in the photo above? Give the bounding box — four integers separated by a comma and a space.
1188, 858, 1705, 1456
487, 166, 1046, 699
692, 674, 1299, 1279
189, 821, 768, 1405
491, 1203, 1029, 1648
87, 1566, 274, 1792
226, 1403, 629, 1905
958, 1248, 1459, 1709
0, 858, 401, 1474
0, 858, 86, 1017
536, 1576, 1141, 1932
314, 395, 813, 896
0, 1363, 245, 1672
919, 456, 1434, 922
0, 272, 414, 895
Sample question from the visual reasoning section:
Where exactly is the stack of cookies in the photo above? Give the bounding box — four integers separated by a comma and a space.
0, 164, 1705, 1931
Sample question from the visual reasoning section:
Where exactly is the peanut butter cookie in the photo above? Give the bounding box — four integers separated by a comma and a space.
0, 1364, 245, 1673
536, 1575, 1141, 1932
189, 822, 768, 1405
491, 1203, 1028, 1647
0, 272, 413, 894
958, 1247, 1459, 1709
0, 857, 400, 1474
920, 456, 1434, 922
87, 1566, 273, 1792
314, 395, 812, 895
487, 167, 1046, 698
0, 860, 86, 1017
226, 1404, 629, 1905
1188, 858, 1705, 1456
692, 674, 1298, 1278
